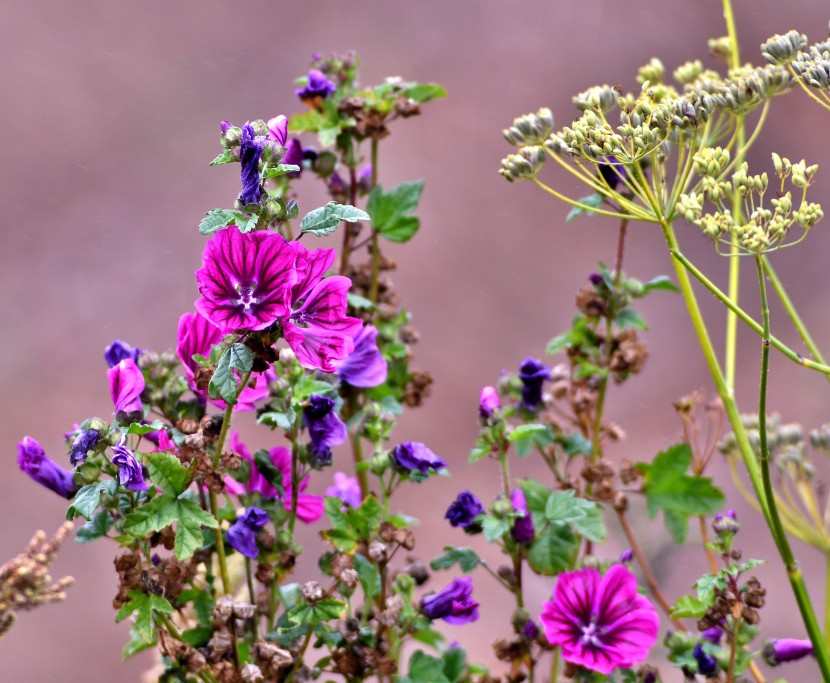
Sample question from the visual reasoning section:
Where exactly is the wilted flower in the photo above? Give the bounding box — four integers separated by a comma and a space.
518, 357, 550, 410
421, 577, 480, 625
110, 439, 149, 491
693, 642, 718, 676
334, 324, 388, 388
224, 433, 323, 524
69, 430, 98, 467
510, 489, 535, 543
479, 386, 500, 420
104, 340, 141, 368
763, 638, 814, 666
194, 225, 296, 334
296, 69, 337, 101
303, 395, 347, 466
325, 472, 362, 508
445, 490, 484, 528
539, 565, 659, 675
17, 437, 76, 498
391, 442, 447, 475
226, 507, 270, 559
108, 358, 145, 423
239, 123, 266, 205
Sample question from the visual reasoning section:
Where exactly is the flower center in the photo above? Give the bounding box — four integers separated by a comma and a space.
236, 284, 258, 311
580, 621, 603, 647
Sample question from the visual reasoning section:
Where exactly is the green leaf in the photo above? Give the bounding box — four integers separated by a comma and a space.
287, 597, 346, 626
482, 516, 510, 542
442, 647, 467, 683
368, 181, 424, 243
125, 420, 165, 435
615, 308, 648, 330
557, 432, 592, 457
121, 625, 157, 660
430, 546, 482, 573
400, 650, 451, 683
208, 343, 254, 406
254, 449, 285, 495
76, 509, 113, 543
671, 595, 708, 619
544, 490, 591, 525
115, 590, 174, 643
527, 525, 578, 575
347, 293, 377, 310
508, 423, 554, 457
123, 496, 217, 560
145, 452, 190, 497
566, 192, 603, 221
289, 110, 325, 133
199, 209, 236, 235
258, 411, 295, 430
353, 553, 380, 603
209, 150, 236, 166
402, 83, 447, 103
300, 202, 369, 237
572, 505, 607, 543
264, 164, 301, 178
235, 213, 259, 233
67, 480, 118, 521
519, 479, 553, 530
642, 275, 680, 294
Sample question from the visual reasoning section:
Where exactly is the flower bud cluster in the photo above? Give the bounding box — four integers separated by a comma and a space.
636, 58, 665, 86
673, 60, 704, 86
791, 38, 830, 90
498, 145, 546, 182
502, 107, 554, 146
710, 65, 792, 114
761, 30, 808, 66
572, 85, 619, 113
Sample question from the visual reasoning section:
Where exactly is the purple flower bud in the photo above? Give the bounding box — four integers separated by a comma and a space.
151, 553, 162, 566
445, 490, 484, 528
356, 164, 373, 194
17, 437, 76, 498
522, 620, 539, 640
303, 395, 347, 467
701, 627, 722, 644
296, 69, 337, 101
284, 139, 304, 178
104, 340, 141, 368
239, 123, 266, 206
619, 548, 635, 564
693, 642, 718, 676
392, 442, 447, 475
518, 357, 550, 410
108, 358, 145, 423
266, 115, 288, 146
588, 273, 604, 286
510, 489, 536, 543
226, 507, 270, 559
327, 171, 347, 198
421, 577, 479, 625
111, 439, 149, 491
220, 120, 232, 135
763, 638, 814, 666
69, 429, 99, 466
334, 325, 387, 388
713, 508, 739, 535
479, 386, 501, 420
325, 472, 362, 508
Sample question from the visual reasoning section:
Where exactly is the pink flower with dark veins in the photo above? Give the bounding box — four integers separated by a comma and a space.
108, 358, 145, 423
539, 565, 659, 675
195, 225, 296, 334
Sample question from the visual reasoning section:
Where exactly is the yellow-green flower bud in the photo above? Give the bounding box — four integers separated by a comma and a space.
673, 60, 704, 86
708, 36, 733, 64
637, 58, 665, 85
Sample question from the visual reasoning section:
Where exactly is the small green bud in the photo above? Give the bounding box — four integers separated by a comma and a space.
369, 451, 390, 476
708, 36, 733, 64
673, 60, 704, 86
637, 58, 665, 86
761, 31, 808, 66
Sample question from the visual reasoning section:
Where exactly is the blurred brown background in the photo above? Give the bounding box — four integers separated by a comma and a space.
2, 0, 830, 680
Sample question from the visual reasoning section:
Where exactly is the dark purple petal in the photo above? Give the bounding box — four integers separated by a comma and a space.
70, 429, 99, 466
335, 325, 388, 388
195, 225, 296, 334
510, 489, 535, 542
519, 357, 550, 410
226, 506, 269, 559
701, 627, 722, 644
18, 437, 76, 498
303, 395, 347, 466
111, 439, 149, 491
284, 139, 304, 177
764, 639, 814, 666
598, 156, 627, 190
421, 577, 479, 625
108, 358, 145, 422
693, 643, 718, 676
104, 340, 141, 368
325, 472, 362, 508
445, 490, 484, 528
239, 123, 266, 205
392, 442, 447, 474
295, 69, 337, 100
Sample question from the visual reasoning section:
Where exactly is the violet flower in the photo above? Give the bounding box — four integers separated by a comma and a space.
104, 340, 141, 368
479, 386, 500, 420
108, 358, 145, 423
239, 123, 266, 206
445, 490, 484, 528
220, 120, 232, 135
283, 242, 361, 372
226, 507, 270, 559
325, 472, 362, 508
510, 489, 535, 543
391, 442, 447, 475
522, 620, 540, 640
17, 437, 76, 498
518, 357, 550, 410
334, 324, 388, 388
598, 156, 627, 190
421, 577, 480, 625
284, 139, 304, 177
303, 395, 347, 466
618, 548, 634, 564
763, 638, 814, 666
224, 432, 323, 524
539, 565, 659, 675
69, 429, 99, 466
176, 311, 272, 411
296, 69, 337, 101
195, 225, 296, 334
693, 642, 717, 676
111, 439, 149, 491
701, 627, 722, 645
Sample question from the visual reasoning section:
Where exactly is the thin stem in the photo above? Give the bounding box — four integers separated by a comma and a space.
369, 138, 381, 303
245, 557, 258, 640
284, 626, 314, 683
726, 624, 739, 683
789, 68, 830, 112
825, 553, 830, 652
755, 255, 830, 678
532, 178, 656, 222
289, 425, 300, 536
346, 395, 370, 499
209, 490, 231, 595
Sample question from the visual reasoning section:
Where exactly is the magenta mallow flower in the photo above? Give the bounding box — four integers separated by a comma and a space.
267, 115, 289, 145
326, 472, 362, 508
391, 442, 447, 475
17, 437, 76, 498
296, 69, 337, 101
224, 432, 323, 524
479, 386, 500, 420
226, 507, 270, 559
195, 225, 296, 334
69, 429, 99, 466
283, 243, 361, 372
540, 565, 659, 675
303, 395, 347, 466
763, 639, 814, 666
334, 324, 388, 388
239, 123, 266, 205
104, 340, 141, 368
108, 358, 145, 423
176, 311, 272, 412
111, 439, 149, 491
445, 490, 484, 528
421, 577, 480, 625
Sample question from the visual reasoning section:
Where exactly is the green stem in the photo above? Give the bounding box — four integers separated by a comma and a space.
284, 626, 314, 683
245, 557, 258, 640
755, 256, 830, 678
369, 138, 381, 303
826, 553, 830, 652
289, 425, 300, 536
346, 395, 370, 499
550, 648, 561, 683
